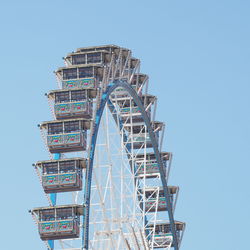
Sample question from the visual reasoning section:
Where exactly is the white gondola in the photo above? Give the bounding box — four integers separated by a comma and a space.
47, 89, 96, 119
64, 50, 112, 66
34, 158, 87, 193
148, 221, 185, 248
40, 118, 91, 153
31, 205, 83, 240
114, 94, 156, 122
56, 64, 103, 90
124, 121, 164, 149
134, 152, 172, 178
111, 73, 148, 99
139, 186, 179, 212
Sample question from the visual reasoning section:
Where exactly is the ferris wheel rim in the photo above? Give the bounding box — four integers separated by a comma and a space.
82, 79, 179, 250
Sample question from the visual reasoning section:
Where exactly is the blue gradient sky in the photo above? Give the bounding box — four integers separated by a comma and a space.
0, 1, 249, 249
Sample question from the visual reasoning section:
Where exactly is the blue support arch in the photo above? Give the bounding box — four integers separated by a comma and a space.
82, 80, 179, 250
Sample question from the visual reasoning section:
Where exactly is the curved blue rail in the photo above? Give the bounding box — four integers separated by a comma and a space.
82, 80, 178, 250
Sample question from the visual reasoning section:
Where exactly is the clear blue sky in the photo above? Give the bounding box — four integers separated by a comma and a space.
0, 0, 249, 249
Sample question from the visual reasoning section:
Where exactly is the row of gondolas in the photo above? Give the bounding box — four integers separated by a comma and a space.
31, 45, 185, 249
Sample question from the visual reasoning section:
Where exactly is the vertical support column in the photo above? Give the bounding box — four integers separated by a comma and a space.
48, 153, 61, 250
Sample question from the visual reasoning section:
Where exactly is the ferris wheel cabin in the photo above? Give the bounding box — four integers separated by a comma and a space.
115, 94, 156, 122
31, 205, 83, 241
47, 89, 96, 119
125, 121, 164, 149
134, 152, 172, 178
131, 73, 148, 95
64, 50, 112, 66
35, 158, 87, 193
40, 118, 91, 153
74, 45, 132, 68
122, 57, 140, 77
56, 64, 103, 90
139, 186, 179, 212
111, 73, 148, 99
148, 221, 185, 248
76, 44, 121, 54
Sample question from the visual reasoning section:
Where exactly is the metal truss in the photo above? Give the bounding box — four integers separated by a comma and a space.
82, 80, 179, 250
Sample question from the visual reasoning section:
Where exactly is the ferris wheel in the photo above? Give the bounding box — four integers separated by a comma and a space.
30, 45, 185, 250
